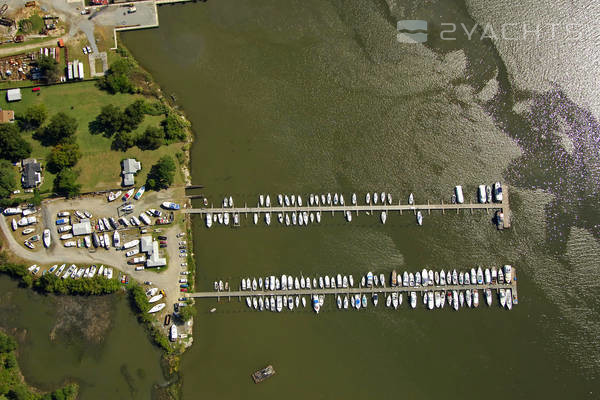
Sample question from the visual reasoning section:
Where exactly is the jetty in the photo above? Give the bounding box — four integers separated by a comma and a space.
186, 268, 519, 304
184, 186, 511, 228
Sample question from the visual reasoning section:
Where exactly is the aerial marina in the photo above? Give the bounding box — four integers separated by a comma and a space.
191, 183, 510, 229
191, 265, 518, 313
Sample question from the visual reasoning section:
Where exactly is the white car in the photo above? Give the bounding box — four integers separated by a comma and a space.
181, 262, 187, 266
82, 47, 88, 55
57, 211, 70, 217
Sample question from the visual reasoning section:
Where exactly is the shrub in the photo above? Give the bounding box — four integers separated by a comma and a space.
161, 113, 189, 143
34, 113, 77, 146
47, 143, 81, 173
136, 126, 165, 150
17, 104, 47, 131
0, 160, 17, 199
0, 124, 32, 162
53, 169, 81, 198
146, 156, 175, 190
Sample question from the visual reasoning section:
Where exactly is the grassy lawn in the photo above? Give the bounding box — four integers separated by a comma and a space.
0, 81, 185, 193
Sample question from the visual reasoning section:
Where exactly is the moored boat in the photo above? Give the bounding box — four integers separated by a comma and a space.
148, 303, 166, 314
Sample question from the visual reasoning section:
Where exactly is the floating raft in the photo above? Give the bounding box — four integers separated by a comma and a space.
252, 365, 275, 383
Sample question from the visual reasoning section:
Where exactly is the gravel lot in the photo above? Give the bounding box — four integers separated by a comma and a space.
1, 190, 188, 314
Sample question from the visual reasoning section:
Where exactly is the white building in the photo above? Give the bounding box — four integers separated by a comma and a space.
6, 88, 21, 102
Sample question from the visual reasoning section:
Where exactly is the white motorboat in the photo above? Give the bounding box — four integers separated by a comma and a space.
372, 293, 379, 306
277, 296, 283, 312
252, 278, 258, 291
319, 277, 324, 288
43, 229, 51, 248
453, 290, 459, 310
380, 211, 387, 224
340, 194, 344, 205
324, 276, 330, 288
284, 195, 290, 206
291, 212, 297, 225
312, 295, 320, 314
499, 289, 506, 307
285, 213, 290, 226
352, 193, 357, 205
416, 211, 423, 226
149, 294, 163, 303
465, 289, 472, 307
415, 271, 421, 286
491, 267, 498, 283
409, 272, 415, 287
473, 290, 479, 307
266, 195, 271, 207
428, 292, 434, 310
295, 277, 300, 289
486, 185, 492, 203
392, 292, 398, 309
493, 182, 503, 202
373, 192, 378, 204
302, 297, 307, 307
343, 295, 349, 309
503, 265, 512, 283
265, 213, 271, 226
326, 193, 332, 205
366, 271, 373, 287
478, 185, 487, 203
316, 211, 321, 223
408, 193, 414, 205
349, 275, 354, 287
355, 295, 361, 309
148, 303, 166, 314
259, 194, 264, 206
403, 271, 409, 286
305, 277, 310, 288
361, 294, 367, 308
506, 289, 513, 310
298, 212, 304, 226
223, 213, 230, 225
309, 194, 314, 206
278, 194, 283, 205
297, 196, 302, 207
246, 297, 252, 308
485, 268, 491, 284
229, 196, 233, 207
146, 287, 159, 296
291, 195, 296, 205
277, 213, 283, 224
366, 193, 371, 204
253, 297, 259, 309
380, 192, 386, 205
342, 275, 348, 288
410, 292, 417, 309
387, 193, 392, 204
295, 295, 300, 308
459, 291, 464, 307
259, 297, 264, 311
337, 296, 342, 309
421, 268, 428, 286
485, 288, 492, 306
477, 267, 484, 284
310, 213, 315, 223
345, 211, 352, 222
287, 276, 293, 289
440, 270, 446, 285
336, 274, 342, 288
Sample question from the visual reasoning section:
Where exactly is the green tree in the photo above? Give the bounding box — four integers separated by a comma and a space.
136, 126, 164, 150
53, 169, 81, 198
90, 104, 124, 137
0, 331, 17, 353
161, 113, 189, 143
17, 104, 47, 131
35, 113, 77, 146
0, 160, 17, 198
4, 353, 17, 369
0, 124, 32, 162
47, 143, 81, 173
7, 386, 32, 400
37, 55, 60, 83
146, 156, 175, 190
121, 100, 145, 132
177, 304, 196, 322
111, 131, 135, 151
98, 59, 135, 94
31, 189, 41, 206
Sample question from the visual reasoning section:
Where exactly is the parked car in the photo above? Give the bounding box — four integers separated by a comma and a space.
179, 249, 187, 253
181, 262, 187, 266
176, 232, 185, 238
160, 240, 167, 245
158, 235, 167, 240
173, 303, 179, 313
159, 244, 167, 248
180, 288, 187, 292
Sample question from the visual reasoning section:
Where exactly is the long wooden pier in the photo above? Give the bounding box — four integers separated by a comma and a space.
186, 268, 519, 304
183, 187, 511, 228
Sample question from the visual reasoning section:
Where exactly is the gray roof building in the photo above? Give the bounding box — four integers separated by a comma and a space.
121, 159, 141, 187
6, 88, 21, 102
21, 159, 42, 188
140, 236, 153, 254
73, 219, 92, 236
146, 241, 166, 268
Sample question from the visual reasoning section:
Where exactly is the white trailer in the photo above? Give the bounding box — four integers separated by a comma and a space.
77, 61, 84, 80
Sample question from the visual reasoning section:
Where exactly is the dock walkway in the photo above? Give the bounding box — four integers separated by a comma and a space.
184, 186, 511, 226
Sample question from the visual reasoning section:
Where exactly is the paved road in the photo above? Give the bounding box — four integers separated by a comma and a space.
0, 38, 64, 57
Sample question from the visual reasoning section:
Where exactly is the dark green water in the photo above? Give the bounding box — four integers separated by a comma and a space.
120, 0, 600, 398
0, 276, 165, 399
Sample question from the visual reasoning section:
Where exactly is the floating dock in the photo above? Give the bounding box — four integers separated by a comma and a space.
186, 268, 519, 306
184, 186, 512, 229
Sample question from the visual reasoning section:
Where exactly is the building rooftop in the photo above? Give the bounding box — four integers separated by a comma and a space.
140, 236, 153, 254
21, 160, 41, 188
146, 241, 166, 268
122, 158, 141, 175
73, 220, 92, 236
6, 88, 21, 102
0, 109, 14, 123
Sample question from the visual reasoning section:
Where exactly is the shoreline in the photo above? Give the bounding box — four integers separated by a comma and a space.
0, 39, 197, 400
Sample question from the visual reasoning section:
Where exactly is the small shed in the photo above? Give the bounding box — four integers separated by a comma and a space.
6, 89, 22, 102
73, 220, 92, 236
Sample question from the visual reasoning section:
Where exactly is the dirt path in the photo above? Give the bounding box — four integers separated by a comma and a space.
0, 37, 64, 57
